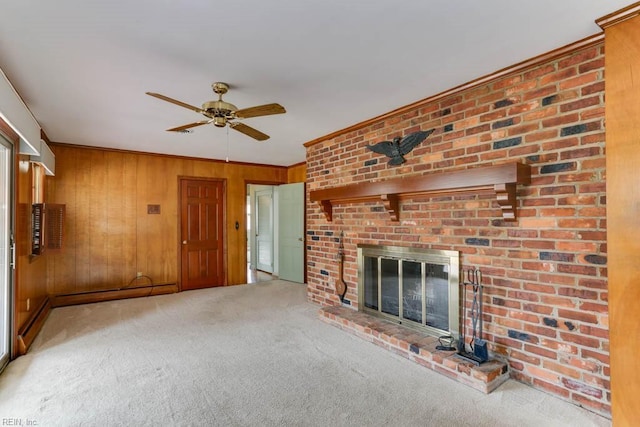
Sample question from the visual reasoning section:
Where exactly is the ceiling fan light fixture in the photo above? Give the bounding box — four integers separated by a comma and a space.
146, 82, 285, 141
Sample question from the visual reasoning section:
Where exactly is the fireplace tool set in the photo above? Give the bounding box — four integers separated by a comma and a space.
457, 268, 489, 365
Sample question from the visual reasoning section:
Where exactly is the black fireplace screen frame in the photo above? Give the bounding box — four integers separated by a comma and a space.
357, 244, 460, 339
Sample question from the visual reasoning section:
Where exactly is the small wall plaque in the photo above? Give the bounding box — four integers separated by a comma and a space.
147, 204, 161, 214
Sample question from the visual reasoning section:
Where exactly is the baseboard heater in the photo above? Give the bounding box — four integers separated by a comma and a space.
17, 297, 52, 356
50, 283, 179, 308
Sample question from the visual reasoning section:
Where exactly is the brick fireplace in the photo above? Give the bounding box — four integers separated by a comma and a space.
305, 41, 609, 416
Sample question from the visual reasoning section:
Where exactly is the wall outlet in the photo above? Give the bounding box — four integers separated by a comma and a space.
26, 298, 30, 311
137, 272, 143, 278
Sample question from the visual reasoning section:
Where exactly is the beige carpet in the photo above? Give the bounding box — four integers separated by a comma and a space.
0, 280, 610, 426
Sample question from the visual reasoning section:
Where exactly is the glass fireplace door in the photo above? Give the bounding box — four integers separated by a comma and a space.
358, 245, 459, 338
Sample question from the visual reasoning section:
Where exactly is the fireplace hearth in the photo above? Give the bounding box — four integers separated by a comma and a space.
357, 245, 460, 340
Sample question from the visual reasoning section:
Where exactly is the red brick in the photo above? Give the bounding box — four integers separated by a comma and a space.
307, 42, 609, 415
581, 349, 609, 364
524, 64, 556, 80
541, 113, 579, 128
543, 360, 582, 379
559, 332, 601, 349
540, 338, 579, 354
558, 309, 598, 324
571, 394, 611, 416
533, 378, 571, 399
579, 302, 608, 313
558, 48, 598, 69
523, 324, 558, 339
562, 378, 603, 398
558, 287, 598, 300
559, 72, 600, 90
581, 81, 605, 96
540, 68, 577, 86
524, 343, 558, 359
579, 325, 609, 339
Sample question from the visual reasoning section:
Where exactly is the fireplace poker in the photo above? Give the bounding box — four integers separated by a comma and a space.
457, 268, 488, 365
470, 269, 488, 362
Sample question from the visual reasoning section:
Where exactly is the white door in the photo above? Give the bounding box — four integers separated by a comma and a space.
278, 183, 305, 283
0, 136, 13, 372
255, 188, 274, 273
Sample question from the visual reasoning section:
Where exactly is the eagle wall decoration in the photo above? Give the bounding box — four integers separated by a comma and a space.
365, 128, 435, 165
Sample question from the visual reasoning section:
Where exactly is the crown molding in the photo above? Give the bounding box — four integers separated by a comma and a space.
48, 141, 289, 170
596, 1, 640, 29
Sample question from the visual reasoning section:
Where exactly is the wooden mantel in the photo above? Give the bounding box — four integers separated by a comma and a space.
309, 162, 531, 222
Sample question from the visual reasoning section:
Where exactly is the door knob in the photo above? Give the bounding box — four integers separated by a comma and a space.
182, 240, 187, 244
298, 237, 303, 242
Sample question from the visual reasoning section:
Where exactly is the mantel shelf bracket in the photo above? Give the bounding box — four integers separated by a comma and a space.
310, 162, 531, 222
319, 199, 333, 222
380, 194, 399, 221
494, 182, 518, 221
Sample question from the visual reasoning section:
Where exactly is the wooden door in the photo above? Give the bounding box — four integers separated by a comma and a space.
180, 178, 225, 290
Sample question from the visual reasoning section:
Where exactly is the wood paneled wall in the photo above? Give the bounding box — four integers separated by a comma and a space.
15, 155, 49, 336
601, 5, 640, 425
287, 162, 306, 183
47, 145, 289, 294
2, 115, 49, 355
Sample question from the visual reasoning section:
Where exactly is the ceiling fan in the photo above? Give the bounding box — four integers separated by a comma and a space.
146, 82, 286, 141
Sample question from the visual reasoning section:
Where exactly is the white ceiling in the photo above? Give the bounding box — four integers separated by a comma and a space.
0, 1, 631, 166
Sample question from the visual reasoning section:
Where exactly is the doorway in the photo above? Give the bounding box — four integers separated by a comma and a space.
255, 188, 274, 273
247, 185, 274, 283
0, 135, 13, 372
179, 178, 226, 290
247, 183, 305, 284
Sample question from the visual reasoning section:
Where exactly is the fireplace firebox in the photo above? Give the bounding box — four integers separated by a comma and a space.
357, 244, 460, 339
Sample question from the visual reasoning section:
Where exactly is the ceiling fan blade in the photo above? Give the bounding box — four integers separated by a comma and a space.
146, 92, 204, 113
234, 103, 286, 119
166, 121, 210, 132
230, 122, 270, 141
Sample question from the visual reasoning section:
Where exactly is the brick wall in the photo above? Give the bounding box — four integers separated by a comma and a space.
305, 43, 609, 416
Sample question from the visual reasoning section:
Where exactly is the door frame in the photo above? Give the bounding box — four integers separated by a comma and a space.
177, 176, 227, 290
254, 186, 274, 273
244, 180, 285, 283
0, 120, 17, 364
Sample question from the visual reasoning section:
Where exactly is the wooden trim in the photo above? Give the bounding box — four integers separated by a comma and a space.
303, 182, 308, 284
309, 162, 531, 222
49, 141, 289, 170
304, 33, 604, 149
287, 160, 306, 168
0, 117, 20, 144
596, 1, 640, 29
603, 9, 640, 424
16, 297, 51, 356
50, 283, 179, 308
40, 129, 51, 144
4, 120, 20, 360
